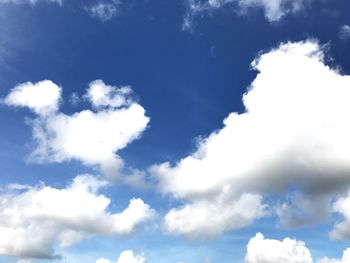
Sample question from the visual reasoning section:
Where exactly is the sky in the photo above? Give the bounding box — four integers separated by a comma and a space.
1, 0, 350, 262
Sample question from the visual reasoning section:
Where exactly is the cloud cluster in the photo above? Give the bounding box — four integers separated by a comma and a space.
246, 233, 350, 263
4, 80, 150, 184
245, 233, 313, 263
96, 250, 146, 263
183, 0, 310, 30
0, 175, 154, 259
152, 40, 350, 238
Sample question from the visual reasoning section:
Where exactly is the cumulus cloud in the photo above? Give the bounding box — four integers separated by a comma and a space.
330, 193, 350, 240
164, 193, 267, 239
0, 175, 154, 259
96, 250, 146, 263
245, 233, 313, 263
3, 80, 61, 116
85, 0, 120, 22
151, 40, 350, 238
4, 80, 150, 184
116, 250, 146, 263
183, 0, 310, 31
318, 248, 350, 263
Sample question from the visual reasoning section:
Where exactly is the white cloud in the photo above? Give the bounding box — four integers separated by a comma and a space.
339, 25, 350, 41
85, 80, 133, 109
245, 233, 313, 263
4, 80, 150, 184
318, 248, 350, 263
3, 80, 61, 116
96, 250, 146, 263
151, 40, 350, 238
86, 0, 120, 22
116, 250, 146, 263
183, 0, 310, 30
330, 193, 350, 240
164, 193, 267, 239
0, 175, 154, 259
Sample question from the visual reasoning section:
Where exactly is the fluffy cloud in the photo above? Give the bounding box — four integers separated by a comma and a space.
330, 193, 350, 240
245, 233, 313, 263
85, 0, 120, 22
4, 80, 150, 184
3, 80, 61, 116
318, 248, 350, 263
183, 0, 310, 30
152, 40, 350, 238
96, 250, 146, 263
116, 250, 146, 263
0, 175, 154, 259
164, 193, 267, 239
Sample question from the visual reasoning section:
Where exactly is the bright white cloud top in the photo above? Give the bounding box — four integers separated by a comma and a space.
245, 233, 313, 263
152, 40, 350, 238
0, 175, 154, 259
4, 80, 61, 116
318, 248, 350, 263
4, 80, 150, 183
96, 250, 146, 263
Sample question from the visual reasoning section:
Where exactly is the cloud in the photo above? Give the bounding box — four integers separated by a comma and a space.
116, 250, 146, 263
318, 248, 350, 263
164, 193, 267, 239
85, 80, 133, 109
0, 175, 154, 259
245, 233, 313, 263
96, 250, 146, 263
3, 80, 61, 116
151, 39, 350, 238
339, 25, 350, 41
183, 0, 309, 31
330, 193, 350, 240
276, 193, 331, 228
85, 0, 120, 22
4, 80, 150, 184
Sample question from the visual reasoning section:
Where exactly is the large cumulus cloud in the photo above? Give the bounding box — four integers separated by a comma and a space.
151, 40, 350, 238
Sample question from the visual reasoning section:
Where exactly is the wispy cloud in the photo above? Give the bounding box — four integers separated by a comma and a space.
85, 0, 120, 22
183, 0, 310, 31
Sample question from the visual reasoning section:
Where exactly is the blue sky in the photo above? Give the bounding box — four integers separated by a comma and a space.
1, 0, 350, 262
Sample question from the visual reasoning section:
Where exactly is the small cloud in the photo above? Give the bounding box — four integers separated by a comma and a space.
339, 25, 350, 41
69, 92, 81, 106
245, 233, 313, 263
85, 0, 120, 22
